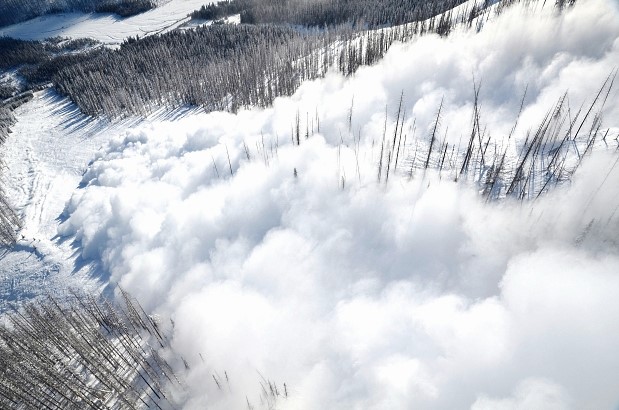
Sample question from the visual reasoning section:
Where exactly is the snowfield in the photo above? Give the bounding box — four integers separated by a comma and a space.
1, 0, 619, 408
0, 89, 119, 309
0, 88, 202, 310
0, 0, 220, 46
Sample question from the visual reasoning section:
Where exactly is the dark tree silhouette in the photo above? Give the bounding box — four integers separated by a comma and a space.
0, 290, 183, 409
190, 0, 466, 29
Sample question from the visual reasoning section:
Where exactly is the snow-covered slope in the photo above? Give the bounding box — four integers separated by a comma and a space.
51, 0, 619, 409
1, 0, 619, 408
0, 88, 204, 311
0, 0, 219, 46
0, 89, 133, 309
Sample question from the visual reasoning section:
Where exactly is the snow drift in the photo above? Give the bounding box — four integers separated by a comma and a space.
58, 0, 619, 408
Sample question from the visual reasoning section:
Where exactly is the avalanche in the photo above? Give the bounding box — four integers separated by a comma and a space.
2, 0, 619, 408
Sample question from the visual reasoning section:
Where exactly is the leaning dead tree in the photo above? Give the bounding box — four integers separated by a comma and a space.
0, 185, 21, 247
0, 93, 33, 247
0, 289, 183, 409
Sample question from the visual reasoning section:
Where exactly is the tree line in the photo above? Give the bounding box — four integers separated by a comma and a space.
3, 0, 556, 121
191, 0, 466, 29
1, 0, 492, 119
54, 24, 313, 116
94, 0, 155, 17
0, 36, 102, 88
0, 289, 182, 409
52, 5, 471, 118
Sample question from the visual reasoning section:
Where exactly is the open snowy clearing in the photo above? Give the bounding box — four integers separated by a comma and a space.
0, 0, 220, 45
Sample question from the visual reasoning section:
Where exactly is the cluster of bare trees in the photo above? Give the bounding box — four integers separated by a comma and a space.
0, 106, 15, 144
1, 0, 500, 119
54, 24, 309, 116
0, 289, 182, 409
53, 4, 472, 118
244, 0, 465, 28
190, 0, 466, 29
0, 36, 102, 89
322, 72, 615, 200
0, 183, 22, 247
0, 92, 32, 247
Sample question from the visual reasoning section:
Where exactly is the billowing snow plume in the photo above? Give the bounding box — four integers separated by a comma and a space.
59, 0, 619, 408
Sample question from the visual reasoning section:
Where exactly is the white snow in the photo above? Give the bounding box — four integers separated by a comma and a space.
0, 88, 205, 310
0, 0, 221, 46
49, 0, 619, 408
1, 0, 619, 408
0, 89, 134, 309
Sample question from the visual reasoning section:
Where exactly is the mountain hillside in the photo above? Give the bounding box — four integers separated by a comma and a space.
0, 0, 618, 409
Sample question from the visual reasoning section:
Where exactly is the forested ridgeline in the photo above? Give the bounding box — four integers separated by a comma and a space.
0, 0, 156, 28
0, 36, 102, 88
95, 0, 156, 17
0, 289, 183, 409
56, 24, 321, 116
3, 0, 562, 120
0, 0, 505, 119
53, 6, 473, 118
192, 0, 468, 28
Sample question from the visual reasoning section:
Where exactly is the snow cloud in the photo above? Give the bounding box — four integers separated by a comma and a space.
58, 0, 619, 408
